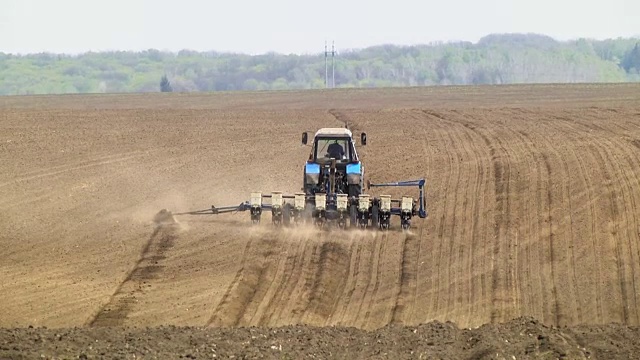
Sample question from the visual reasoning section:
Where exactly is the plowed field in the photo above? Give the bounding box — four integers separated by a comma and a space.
1, 84, 640, 358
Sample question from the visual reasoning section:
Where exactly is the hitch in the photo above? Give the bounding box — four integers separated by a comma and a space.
173, 202, 251, 216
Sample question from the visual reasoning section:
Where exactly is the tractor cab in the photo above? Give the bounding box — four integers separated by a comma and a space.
301, 128, 367, 199
305, 128, 363, 164
302, 128, 366, 165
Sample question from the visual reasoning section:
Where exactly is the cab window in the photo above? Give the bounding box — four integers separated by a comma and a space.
315, 138, 350, 161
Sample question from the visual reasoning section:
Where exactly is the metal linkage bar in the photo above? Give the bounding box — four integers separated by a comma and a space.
367, 179, 427, 219
368, 179, 425, 188
174, 202, 251, 216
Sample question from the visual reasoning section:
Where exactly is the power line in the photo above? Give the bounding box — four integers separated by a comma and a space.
325, 41, 336, 88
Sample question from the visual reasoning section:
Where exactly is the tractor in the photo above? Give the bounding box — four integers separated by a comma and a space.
177, 128, 427, 230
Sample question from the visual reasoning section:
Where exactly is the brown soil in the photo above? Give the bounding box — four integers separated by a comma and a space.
2, 317, 639, 359
1, 84, 640, 358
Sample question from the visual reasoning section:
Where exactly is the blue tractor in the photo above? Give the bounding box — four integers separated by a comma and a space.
179, 128, 427, 230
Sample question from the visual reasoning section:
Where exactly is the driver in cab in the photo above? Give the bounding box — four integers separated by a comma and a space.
327, 141, 345, 160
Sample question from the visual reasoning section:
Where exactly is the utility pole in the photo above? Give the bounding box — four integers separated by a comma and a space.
324, 41, 328, 88
332, 41, 336, 88
324, 41, 336, 88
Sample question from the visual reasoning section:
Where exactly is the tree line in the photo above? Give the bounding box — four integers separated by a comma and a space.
0, 33, 639, 95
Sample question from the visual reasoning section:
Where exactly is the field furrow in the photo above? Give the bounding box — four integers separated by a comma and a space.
3, 85, 640, 336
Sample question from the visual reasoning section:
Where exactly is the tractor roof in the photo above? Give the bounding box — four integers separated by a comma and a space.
314, 128, 353, 138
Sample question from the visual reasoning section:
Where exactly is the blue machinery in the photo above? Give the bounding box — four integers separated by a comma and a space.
368, 179, 428, 219
176, 128, 427, 231
178, 178, 427, 231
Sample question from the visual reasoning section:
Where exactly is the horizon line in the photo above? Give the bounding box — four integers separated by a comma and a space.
2, 32, 639, 57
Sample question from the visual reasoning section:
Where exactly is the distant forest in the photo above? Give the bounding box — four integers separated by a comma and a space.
1, 33, 640, 95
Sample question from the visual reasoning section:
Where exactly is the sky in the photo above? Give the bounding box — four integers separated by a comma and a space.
1, 0, 639, 55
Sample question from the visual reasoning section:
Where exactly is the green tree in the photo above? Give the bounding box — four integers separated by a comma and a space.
622, 43, 640, 72
0, 33, 638, 95
160, 74, 173, 92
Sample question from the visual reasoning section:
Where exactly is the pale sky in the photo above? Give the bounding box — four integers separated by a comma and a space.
1, 0, 638, 55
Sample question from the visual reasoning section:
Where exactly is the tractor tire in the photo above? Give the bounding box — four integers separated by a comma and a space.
371, 204, 379, 229
349, 205, 358, 228
283, 204, 292, 226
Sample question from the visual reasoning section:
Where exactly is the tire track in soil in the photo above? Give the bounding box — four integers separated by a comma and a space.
527, 109, 640, 325
589, 143, 630, 323
388, 110, 431, 325
207, 233, 279, 327
552, 112, 636, 324
450, 110, 526, 323
422, 110, 491, 319
207, 228, 353, 328
530, 135, 554, 324
474, 113, 544, 324
339, 234, 377, 328
328, 109, 359, 133
562, 112, 637, 324
440, 110, 511, 323
410, 114, 434, 325
421, 110, 455, 321
442, 110, 491, 325
206, 236, 255, 327
256, 234, 308, 326
497, 108, 563, 325
438, 113, 466, 322
415, 109, 473, 324
332, 236, 364, 325
268, 235, 318, 326
390, 231, 420, 324
592, 112, 640, 324
472, 118, 496, 324
0, 150, 146, 189
577, 113, 638, 324
244, 238, 293, 326
601, 136, 640, 324
527, 125, 561, 325
357, 234, 385, 328
88, 223, 178, 327
489, 127, 513, 323
561, 119, 605, 323
521, 111, 584, 325
302, 240, 351, 325
487, 112, 538, 323
491, 108, 559, 324
547, 118, 581, 325
283, 238, 328, 324
447, 110, 498, 325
